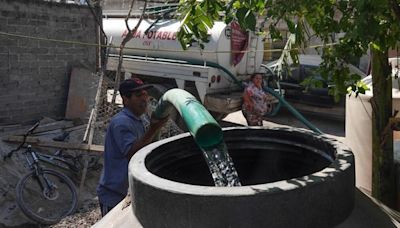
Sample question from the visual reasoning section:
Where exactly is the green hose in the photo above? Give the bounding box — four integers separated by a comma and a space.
185, 59, 323, 135
124, 54, 322, 134
152, 88, 223, 148
263, 87, 323, 134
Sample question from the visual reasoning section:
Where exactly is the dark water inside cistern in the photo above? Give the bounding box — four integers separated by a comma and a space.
145, 128, 335, 186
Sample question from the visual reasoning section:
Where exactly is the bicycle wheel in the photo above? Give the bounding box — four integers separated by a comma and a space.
16, 169, 78, 225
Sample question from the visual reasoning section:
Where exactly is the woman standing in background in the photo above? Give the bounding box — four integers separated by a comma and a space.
242, 73, 272, 126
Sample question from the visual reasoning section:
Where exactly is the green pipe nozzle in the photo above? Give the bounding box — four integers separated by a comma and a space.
152, 88, 223, 148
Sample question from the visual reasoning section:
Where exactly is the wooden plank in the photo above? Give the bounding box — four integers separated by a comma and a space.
4, 136, 104, 153
11, 121, 75, 136
83, 109, 94, 143
33, 124, 87, 136
0, 124, 22, 132
88, 72, 104, 146
78, 158, 89, 200
65, 68, 99, 120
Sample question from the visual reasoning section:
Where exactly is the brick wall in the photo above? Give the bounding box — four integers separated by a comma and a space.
0, 0, 97, 124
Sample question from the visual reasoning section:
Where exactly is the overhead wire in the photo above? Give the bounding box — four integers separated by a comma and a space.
0, 30, 338, 54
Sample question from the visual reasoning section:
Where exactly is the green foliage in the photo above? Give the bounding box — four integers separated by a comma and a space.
177, 0, 224, 49
347, 80, 370, 97
300, 73, 325, 93
236, 7, 256, 31
176, 0, 400, 208
177, 0, 267, 49
268, 25, 282, 41
177, 0, 400, 98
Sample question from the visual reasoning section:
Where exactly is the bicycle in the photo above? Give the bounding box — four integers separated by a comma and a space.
34, 132, 102, 179
3, 122, 79, 225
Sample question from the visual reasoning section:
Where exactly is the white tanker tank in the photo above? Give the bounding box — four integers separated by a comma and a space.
103, 18, 264, 76
103, 17, 265, 116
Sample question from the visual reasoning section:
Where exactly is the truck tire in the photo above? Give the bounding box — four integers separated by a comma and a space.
262, 66, 282, 117
147, 84, 167, 113
147, 84, 187, 132
209, 111, 227, 121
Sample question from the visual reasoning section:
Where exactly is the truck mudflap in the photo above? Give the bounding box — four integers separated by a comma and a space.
203, 91, 243, 114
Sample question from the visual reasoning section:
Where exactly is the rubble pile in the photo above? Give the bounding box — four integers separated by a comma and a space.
0, 117, 183, 227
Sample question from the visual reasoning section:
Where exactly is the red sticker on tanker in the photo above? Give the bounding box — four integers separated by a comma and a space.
231, 21, 248, 66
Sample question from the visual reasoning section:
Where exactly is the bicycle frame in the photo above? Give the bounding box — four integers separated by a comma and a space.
22, 146, 56, 195
5, 121, 101, 178
37, 151, 101, 176
23, 145, 42, 172
5, 121, 80, 224
36, 152, 80, 174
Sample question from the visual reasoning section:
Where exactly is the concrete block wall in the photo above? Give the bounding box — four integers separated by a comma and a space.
0, 0, 97, 124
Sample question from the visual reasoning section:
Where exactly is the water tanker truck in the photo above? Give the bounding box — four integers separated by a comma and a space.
103, 17, 266, 120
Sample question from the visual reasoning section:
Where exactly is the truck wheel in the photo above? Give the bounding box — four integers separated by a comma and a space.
264, 101, 281, 117
147, 85, 187, 133
147, 85, 166, 114
209, 111, 227, 121
261, 68, 282, 117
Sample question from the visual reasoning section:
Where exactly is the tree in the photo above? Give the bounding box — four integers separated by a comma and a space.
109, 0, 148, 106
177, 0, 400, 208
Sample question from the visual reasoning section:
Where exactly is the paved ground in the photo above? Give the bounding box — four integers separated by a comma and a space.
92, 108, 400, 228
222, 108, 345, 138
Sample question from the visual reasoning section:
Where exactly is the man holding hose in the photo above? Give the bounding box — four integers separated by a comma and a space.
97, 78, 167, 216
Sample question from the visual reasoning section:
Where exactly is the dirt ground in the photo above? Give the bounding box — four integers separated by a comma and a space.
0, 116, 183, 228
0, 110, 345, 228
48, 111, 344, 228
48, 119, 185, 228
48, 199, 102, 228
38, 110, 400, 228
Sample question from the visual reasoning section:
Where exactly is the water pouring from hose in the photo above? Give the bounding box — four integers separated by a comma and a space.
151, 88, 241, 186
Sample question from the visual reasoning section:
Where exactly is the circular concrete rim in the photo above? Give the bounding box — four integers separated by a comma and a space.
129, 126, 354, 196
